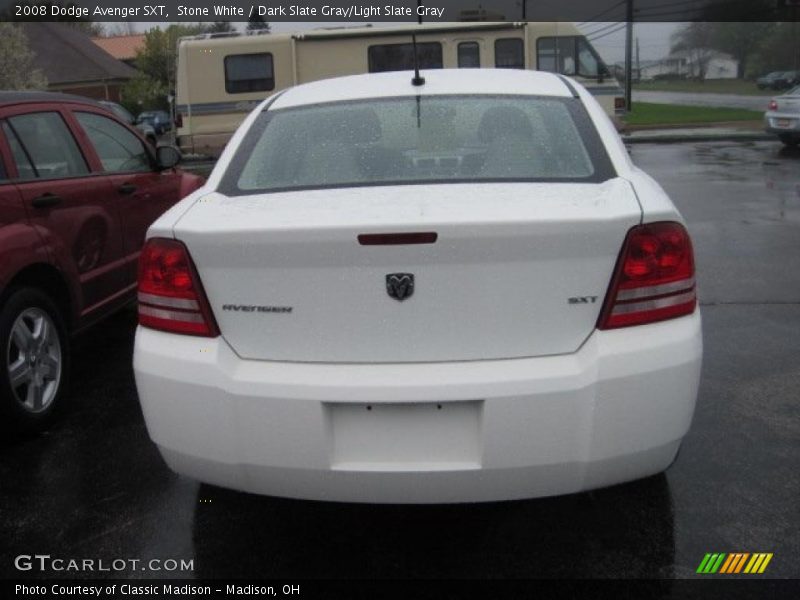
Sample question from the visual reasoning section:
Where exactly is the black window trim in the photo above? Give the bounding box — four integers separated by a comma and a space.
2, 119, 39, 179
218, 93, 617, 198
224, 52, 275, 95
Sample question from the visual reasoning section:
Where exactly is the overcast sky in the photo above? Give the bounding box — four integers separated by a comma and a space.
125, 21, 681, 65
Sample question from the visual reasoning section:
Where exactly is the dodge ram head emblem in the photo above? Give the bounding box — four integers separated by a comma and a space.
386, 273, 414, 301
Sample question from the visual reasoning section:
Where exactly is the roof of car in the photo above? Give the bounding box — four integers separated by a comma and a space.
0, 90, 104, 107
270, 69, 575, 111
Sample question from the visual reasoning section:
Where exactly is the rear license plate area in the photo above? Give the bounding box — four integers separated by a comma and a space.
327, 401, 483, 471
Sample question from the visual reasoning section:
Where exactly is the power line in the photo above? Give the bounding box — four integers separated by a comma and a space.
634, 0, 702, 13
588, 24, 627, 42
583, 21, 625, 38
580, 0, 627, 23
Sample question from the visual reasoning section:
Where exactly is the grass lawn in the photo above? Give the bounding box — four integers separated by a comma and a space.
633, 79, 775, 96
625, 102, 763, 127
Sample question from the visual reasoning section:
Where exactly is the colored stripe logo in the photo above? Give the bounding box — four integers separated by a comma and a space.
697, 553, 773, 574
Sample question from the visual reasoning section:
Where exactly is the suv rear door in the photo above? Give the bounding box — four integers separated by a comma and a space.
0, 104, 125, 317
70, 108, 182, 288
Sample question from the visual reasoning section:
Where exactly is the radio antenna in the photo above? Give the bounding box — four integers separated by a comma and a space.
411, 33, 425, 87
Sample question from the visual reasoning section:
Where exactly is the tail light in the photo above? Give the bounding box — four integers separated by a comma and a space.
768, 100, 778, 111
175, 113, 183, 128
614, 97, 626, 111
138, 238, 219, 337
598, 222, 696, 329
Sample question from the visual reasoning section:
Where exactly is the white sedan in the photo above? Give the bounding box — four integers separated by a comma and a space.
133, 69, 702, 503
764, 85, 800, 147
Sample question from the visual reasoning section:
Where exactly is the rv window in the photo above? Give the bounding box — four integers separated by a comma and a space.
224, 53, 274, 94
495, 38, 524, 69
368, 43, 443, 73
537, 37, 609, 78
537, 37, 576, 75
458, 42, 480, 68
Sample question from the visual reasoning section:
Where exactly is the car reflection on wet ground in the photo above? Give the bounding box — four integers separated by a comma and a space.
1, 142, 798, 581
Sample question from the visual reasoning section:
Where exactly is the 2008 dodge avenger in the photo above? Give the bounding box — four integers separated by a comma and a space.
133, 69, 702, 503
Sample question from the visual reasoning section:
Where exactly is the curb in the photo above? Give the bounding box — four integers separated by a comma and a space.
622, 132, 774, 144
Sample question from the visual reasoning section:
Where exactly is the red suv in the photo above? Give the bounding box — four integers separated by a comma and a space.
0, 92, 203, 430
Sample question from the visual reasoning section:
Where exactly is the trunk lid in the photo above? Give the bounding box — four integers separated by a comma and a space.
175, 180, 641, 363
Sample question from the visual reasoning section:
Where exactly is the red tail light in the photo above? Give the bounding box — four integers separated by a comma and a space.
175, 113, 183, 128
598, 222, 696, 329
614, 97, 626, 111
138, 238, 219, 337
768, 100, 778, 111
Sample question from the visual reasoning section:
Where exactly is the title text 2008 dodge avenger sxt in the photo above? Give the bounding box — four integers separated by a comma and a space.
133, 70, 702, 503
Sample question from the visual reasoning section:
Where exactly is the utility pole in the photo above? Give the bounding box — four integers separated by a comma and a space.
636, 36, 640, 79
624, 0, 634, 113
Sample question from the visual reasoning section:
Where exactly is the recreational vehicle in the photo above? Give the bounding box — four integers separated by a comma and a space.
175, 22, 624, 156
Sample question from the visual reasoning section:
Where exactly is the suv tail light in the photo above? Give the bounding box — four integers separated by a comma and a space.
768, 100, 778, 111
615, 97, 626, 111
598, 222, 696, 329
138, 238, 219, 337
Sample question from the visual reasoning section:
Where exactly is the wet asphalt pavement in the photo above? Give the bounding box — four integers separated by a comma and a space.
633, 90, 771, 111
1, 141, 799, 582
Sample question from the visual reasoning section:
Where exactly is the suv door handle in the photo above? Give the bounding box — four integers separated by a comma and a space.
118, 183, 137, 195
31, 194, 62, 209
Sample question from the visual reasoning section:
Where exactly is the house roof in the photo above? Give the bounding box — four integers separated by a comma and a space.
92, 34, 145, 61
20, 23, 136, 86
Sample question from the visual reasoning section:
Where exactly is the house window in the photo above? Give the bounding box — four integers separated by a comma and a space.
225, 53, 274, 94
368, 43, 443, 73
458, 42, 480, 68
495, 38, 524, 69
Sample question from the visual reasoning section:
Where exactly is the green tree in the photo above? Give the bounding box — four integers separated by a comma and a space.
0, 23, 47, 90
710, 22, 777, 78
749, 22, 800, 76
247, 15, 271, 33
670, 23, 716, 81
204, 21, 236, 34
123, 24, 204, 113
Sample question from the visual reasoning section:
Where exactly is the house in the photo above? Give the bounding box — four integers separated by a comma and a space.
20, 23, 136, 101
638, 50, 739, 81
91, 34, 146, 68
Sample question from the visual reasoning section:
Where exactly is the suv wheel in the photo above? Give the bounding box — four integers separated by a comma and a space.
779, 134, 799, 147
0, 287, 69, 431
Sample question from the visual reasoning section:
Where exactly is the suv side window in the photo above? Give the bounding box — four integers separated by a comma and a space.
6, 112, 88, 180
75, 112, 151, 173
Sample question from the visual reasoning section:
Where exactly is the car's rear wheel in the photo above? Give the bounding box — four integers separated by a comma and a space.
0, 287, 69, 432
779, 134, 799, 147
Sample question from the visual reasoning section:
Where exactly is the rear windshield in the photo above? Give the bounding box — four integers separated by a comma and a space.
220, 95, 615, 195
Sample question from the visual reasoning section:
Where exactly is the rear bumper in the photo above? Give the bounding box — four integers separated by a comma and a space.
764, 113, 800, 135
133, 312, 702, 503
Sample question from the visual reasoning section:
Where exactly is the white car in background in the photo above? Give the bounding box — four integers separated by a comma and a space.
765, 85, 800, 147
133, 69, 702, 503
